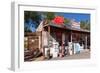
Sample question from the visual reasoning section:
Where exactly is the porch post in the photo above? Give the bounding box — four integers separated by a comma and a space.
48, 26, 50, 58
48, 26, 50, 34
85, 35, 87, 49
61, 32, 65, 57
48, 26, 50, 41
70, 31, 72, 42
62, 33, 65, 45
61, 32, 63, 57
70, 31, 74, 55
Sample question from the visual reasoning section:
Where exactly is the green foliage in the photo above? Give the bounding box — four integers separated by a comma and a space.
80, 20, 90, 30
24, 11, 41, 24
24, 26, 32, 32
43, 12, 55, 20
24, 11, 42, 32
64, 18, 70, 24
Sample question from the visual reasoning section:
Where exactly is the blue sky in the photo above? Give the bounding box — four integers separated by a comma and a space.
56, 12, 90, 22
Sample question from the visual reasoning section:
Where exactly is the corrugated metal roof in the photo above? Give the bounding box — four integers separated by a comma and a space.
46, 23, 90, 33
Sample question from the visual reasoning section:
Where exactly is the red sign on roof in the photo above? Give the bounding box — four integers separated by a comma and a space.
52, 16, 64, 25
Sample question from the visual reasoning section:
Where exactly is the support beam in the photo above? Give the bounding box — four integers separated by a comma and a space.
85, 35, 87, 49
48, 26, 50, 34
61, 32, 63, 57
70, 31, 72, 42
48, 26, 51, 42
61, 32, 65, 57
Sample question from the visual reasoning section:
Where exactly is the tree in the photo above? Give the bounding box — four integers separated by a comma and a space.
43, 12, 55, 20
41, 12, 55, 24
24, 11, 41, 24
80, 20, 90, 30
64, 18, 70, 24
24, 11, 42, 32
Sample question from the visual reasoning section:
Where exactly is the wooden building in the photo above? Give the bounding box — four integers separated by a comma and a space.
24, 20, 90, 60
42, 22, 90, 50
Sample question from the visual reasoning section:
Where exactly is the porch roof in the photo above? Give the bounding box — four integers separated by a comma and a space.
43, 23, 90, 33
